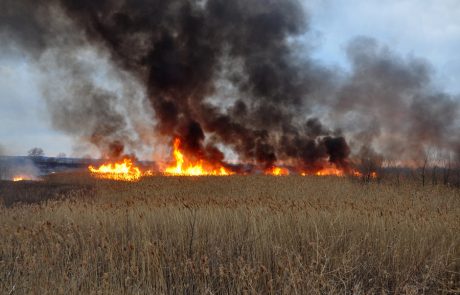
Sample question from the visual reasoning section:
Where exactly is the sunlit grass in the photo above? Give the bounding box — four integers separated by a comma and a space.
0, 176, 459, 294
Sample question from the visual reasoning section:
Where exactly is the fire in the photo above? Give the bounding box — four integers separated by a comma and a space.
265, 166, 290, 176
314, 167, 345, 177
352, 170, 363, 177
12, 175, 36, 181
351, 171, 378, 179
88, 158, 151, 181
86, 140, 378, 180
367, 171, 378, 179
300, 166, 344, 177
163, 138, 234, 176
300, 167, 378, 178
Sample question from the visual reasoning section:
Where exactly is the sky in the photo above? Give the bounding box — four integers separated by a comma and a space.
0, 0, 459, 157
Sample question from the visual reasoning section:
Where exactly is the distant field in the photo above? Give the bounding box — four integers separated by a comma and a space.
1, 175, 459, 294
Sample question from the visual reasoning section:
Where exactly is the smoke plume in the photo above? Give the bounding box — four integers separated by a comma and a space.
1, 0, 459, 169
332, 37, 460, 163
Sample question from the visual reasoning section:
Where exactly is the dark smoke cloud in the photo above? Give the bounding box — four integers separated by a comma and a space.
1, 1, 459, 168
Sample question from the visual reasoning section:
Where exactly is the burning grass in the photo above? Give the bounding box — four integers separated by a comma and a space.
88, 158, 152, 181
85, 137, 367, 180
0, 175, 459, 294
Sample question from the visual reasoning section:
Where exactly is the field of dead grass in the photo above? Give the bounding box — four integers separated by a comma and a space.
0, 175, 459, 294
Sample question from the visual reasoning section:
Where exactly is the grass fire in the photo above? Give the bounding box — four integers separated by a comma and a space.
89, 158, 151, 181
163, 138, 234, 176
1, 0, 460, 294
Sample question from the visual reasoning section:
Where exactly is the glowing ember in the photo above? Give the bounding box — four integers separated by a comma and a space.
13, 176, 25, 182
265, 166, 290, 176
88, 158, 151, 181
163, 138, 234, 176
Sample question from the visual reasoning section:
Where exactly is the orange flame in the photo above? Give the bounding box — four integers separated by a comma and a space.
351, 171, 378, 179
12, 175, 37, 181
300, 166, 344, 177
265, 166, 290, 176
314, 167, 345, 177
88, 158, 151, 181
300, 167, 378, 178
163, 138, 234, 176
352, 170, 363, 177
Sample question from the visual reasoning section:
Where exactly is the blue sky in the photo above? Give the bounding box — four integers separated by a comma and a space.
0, 0, 459, 156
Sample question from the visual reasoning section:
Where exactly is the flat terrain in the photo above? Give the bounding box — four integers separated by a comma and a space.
0, 175, 459, 294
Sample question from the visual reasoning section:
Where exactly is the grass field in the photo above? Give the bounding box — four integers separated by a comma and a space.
0, 175, 459, 294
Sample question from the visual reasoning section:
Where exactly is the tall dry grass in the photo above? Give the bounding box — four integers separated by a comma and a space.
0, 176, 459, 294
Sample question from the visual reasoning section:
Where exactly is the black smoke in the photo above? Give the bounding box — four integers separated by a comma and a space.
1, 0, 459, 169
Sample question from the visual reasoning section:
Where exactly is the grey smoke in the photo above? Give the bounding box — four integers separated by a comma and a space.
331, 37, 460, 163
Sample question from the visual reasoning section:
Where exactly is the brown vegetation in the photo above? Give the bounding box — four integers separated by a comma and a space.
0, 175, 459, 294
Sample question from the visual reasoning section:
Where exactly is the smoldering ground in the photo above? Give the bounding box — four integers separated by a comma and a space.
0, 0, 459, 169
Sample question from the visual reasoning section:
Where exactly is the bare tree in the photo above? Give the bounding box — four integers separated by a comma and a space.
421, 157, 428, 186
443, 158, 451, 186
420, 149, 434, 187
358, 147, 383, 183
0, 145, 6, 180
0, 159, 6, 180
431, 153, 440, 186
28, 147, 45, 158
456, 160, 460, 188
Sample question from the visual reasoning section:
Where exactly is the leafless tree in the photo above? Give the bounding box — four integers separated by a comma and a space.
420, 149, 435, 187
0, 160, 6, 180
358, 147, 383, 183
431, 154, 440, 186
28, 147, 45, 158
0, 145, 6, 180
442, 157, 451, 186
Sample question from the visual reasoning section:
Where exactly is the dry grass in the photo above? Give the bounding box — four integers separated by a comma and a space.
0, 175, 459, 294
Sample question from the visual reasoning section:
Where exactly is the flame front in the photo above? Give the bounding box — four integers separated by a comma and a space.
87, 141, 377, 180
12, 175, 37, 181
88, 158, 148, 181
163, 138, 234, 176
265, 166, 290, 176
300, 167, 378, 178
314, 167, 345, 177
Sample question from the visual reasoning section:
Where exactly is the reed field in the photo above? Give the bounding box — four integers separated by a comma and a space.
0, 175, 459, 294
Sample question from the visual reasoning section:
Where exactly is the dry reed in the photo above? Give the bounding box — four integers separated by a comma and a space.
0, 176, 459, 294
